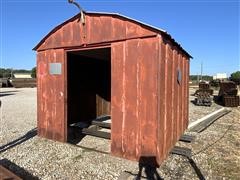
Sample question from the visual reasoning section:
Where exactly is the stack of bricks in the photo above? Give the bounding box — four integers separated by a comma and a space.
218, 81, 239, 107
194, 81, 213, 96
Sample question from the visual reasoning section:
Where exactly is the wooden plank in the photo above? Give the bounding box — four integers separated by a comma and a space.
91, 116, 111, 129
82, 125, 110, 139
92, 120, 111, 129
190, 109, 231, 132
170, 146, 192, 158
179, 134, 195, 143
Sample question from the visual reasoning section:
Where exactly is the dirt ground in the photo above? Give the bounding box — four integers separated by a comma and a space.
0, 87, 239, 179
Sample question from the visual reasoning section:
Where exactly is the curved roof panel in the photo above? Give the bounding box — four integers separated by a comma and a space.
33, 11, 192, 58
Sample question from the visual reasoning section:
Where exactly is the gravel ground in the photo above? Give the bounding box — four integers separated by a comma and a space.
1, 87, 239, 179
188, 88, 222, 124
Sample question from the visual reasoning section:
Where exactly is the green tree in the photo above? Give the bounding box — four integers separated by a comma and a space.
230, 71, 240, 79
31, 67, 36, 78
230, 71, 240, 85
0, 68, 12, 78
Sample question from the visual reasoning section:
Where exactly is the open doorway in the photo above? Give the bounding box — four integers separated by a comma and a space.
67, 47, 111, 143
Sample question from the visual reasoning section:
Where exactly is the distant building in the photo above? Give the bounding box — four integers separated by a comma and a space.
213, 73, 227, 80
14, 73, 32, 79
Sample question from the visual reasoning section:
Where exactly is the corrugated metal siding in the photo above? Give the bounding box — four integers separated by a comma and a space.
37, 49, 66, 142
111, 37, 158, 161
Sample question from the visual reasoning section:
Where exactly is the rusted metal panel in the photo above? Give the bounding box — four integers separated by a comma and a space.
137, 38, 158, 158
157, 36, 167, 163
177, 53, 183, 137
88, 16, 113, 43
163, 43, 171, 153
155, 37, 190, 165
185, 58, 190, 129
37, 51, 45, 138
111, 37, 158, 161
181, 54, 185, 134
36, 14, 156, 51
122, 39, 138, 159
37, 49, 66, 142
172, 48, 178, 145
186, 60, 190, 128
111, 42, 124, 157
112, 18, 126, 40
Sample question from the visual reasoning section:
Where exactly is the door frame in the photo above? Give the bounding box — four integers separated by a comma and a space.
64, 45, 111, 142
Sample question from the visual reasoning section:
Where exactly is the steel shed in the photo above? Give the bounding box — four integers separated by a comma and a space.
34, 12, 192, 165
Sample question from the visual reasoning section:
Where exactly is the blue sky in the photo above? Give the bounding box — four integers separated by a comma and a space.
1, 0, 239, 76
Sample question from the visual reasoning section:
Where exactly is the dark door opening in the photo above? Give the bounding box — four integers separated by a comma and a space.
67, 47, 111, 143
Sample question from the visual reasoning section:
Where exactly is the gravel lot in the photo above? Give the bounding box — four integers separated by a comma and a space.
1, 87, 239, 179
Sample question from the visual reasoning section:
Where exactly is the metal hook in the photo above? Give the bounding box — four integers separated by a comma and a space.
68, 0, 85, 25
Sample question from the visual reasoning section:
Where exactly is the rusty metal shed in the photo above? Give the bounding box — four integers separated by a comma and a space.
34, 12, 192, 165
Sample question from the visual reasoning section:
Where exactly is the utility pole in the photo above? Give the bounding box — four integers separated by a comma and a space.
200, 62, 203, 81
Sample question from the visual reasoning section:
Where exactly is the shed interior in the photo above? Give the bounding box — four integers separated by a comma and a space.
67, 48, 111, 143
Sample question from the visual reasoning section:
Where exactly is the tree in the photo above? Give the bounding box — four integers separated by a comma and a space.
230, 71, 240, 79
190, 75, 213, 81
230, 71, 240, 85
0, 68, 12, 78
31, 67, 36, 78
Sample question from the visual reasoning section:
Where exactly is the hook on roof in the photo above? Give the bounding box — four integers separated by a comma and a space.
68, 0, 85, 25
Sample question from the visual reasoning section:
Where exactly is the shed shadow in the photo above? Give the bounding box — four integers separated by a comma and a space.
122, 156, 163, 180
136, 156, 163, 180
0, 128, 37, 153
0, 158, 39, 179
